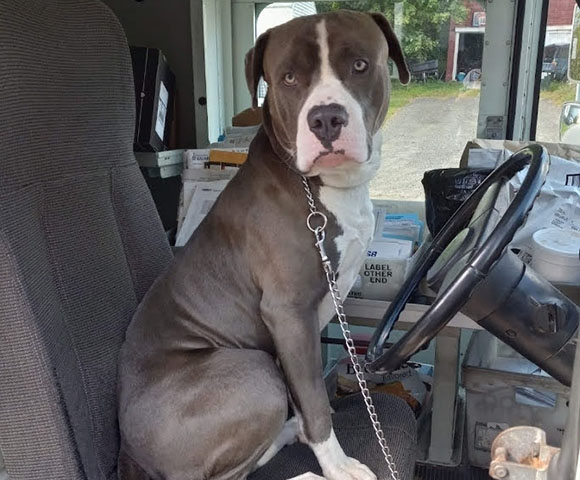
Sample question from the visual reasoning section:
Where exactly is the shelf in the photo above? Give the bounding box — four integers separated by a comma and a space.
343, 297, 482, 330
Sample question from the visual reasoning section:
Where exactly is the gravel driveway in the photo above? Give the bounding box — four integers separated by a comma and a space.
371, 95, 563, 200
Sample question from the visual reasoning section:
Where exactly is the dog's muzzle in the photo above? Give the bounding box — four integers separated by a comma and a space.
307, 104, 349, 151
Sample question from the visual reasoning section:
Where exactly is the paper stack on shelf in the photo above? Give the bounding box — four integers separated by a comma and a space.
349, 208, 424, 301
176, 126, 259, 246
175, 175, 234, 247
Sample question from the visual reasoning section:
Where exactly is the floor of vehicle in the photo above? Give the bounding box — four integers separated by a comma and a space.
415, 464, 491, 479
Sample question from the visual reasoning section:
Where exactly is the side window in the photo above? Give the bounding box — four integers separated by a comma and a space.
536, 0, 576, 142
255, 2, 317, 105
255, 1, 487, 201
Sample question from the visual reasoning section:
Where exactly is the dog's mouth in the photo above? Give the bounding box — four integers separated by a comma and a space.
314, 148, 346, 168
313, 145, 371, 169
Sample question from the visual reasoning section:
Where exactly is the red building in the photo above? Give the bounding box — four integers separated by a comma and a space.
445, 0, 575, 81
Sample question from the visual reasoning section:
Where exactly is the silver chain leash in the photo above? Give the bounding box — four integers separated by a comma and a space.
301, 176, 400, 480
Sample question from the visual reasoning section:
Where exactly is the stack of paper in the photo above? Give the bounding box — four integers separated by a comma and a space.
175, 169, 236, 247
175, 127, 260, 247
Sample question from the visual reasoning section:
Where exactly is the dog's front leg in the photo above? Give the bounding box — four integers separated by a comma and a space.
261, 299, 376, 480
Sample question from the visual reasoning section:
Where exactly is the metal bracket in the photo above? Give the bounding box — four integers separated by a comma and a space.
489, 426, 560, 479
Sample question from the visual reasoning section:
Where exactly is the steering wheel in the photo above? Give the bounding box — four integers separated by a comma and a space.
365, 144, 550, 374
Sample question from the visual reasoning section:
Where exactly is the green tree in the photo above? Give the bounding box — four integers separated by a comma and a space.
317, 0, 469, 65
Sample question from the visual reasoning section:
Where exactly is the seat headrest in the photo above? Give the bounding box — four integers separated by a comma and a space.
0, 0, 136, 192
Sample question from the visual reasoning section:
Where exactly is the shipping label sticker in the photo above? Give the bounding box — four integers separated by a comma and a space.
363, 262, 394, 284
551, 205, 579, 230
155, 81, 169, 140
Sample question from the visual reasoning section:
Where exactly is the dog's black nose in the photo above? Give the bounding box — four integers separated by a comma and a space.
307, 104, 348, 149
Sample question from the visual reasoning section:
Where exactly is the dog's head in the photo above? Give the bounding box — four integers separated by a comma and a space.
245, 11, 409, 186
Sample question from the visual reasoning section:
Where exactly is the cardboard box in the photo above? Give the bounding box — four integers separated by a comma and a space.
208, 149, 247, 166
232, 107, 263, 127
459, 138, 580, 168
131, 47, 176, 152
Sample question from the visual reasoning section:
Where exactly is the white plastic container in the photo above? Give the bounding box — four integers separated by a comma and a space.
531, 228, 580, 285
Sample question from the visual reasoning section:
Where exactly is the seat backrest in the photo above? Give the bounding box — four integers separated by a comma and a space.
0, 1, 172, 478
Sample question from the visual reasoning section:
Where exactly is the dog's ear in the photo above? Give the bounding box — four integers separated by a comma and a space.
245, 31, 271, 109
369, 12, 410, 85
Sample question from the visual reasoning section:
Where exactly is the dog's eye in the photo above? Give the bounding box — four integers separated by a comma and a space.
353, 59, 369, 74
283, 72, 297, 86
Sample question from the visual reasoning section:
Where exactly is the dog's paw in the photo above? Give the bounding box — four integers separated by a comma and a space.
322, 457, 376, 480
282, 417, 302, 445
255, 417, 302, 469
311, 430, 377, 480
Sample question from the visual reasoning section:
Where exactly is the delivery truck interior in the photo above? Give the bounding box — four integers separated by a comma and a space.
0, 1, 579, 480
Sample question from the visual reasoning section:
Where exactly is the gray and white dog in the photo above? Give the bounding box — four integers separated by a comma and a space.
118, 10, 409, 480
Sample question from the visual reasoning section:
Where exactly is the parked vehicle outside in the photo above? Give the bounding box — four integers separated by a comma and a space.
542, 43, 570, 81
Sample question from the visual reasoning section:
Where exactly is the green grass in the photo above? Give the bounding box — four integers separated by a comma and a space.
540, 80, 577, 106
387, 80, 480, 118
384, 79, 577, 120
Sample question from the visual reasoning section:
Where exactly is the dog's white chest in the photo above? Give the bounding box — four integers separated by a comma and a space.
316, 184, 374, 329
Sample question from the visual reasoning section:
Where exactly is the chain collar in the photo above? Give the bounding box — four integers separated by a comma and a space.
301, 175, 400, 480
